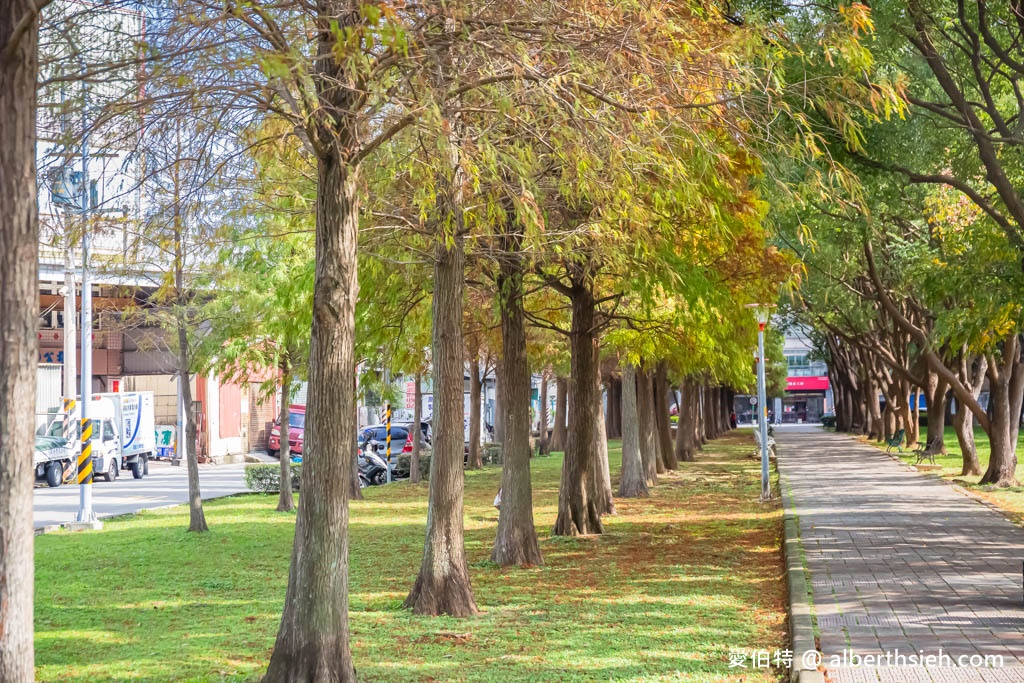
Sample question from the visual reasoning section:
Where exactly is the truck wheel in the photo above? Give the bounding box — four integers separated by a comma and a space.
46, 461, 63, 488
143, 455, 150, 475
104, 459, 118, 482
268, 449, 279, 459
130, 458, 144, 479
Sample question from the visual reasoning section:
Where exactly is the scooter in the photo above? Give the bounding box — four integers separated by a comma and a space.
358, 441, 391, 486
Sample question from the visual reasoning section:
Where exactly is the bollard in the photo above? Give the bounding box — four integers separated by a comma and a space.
385, 402, 392, 483
78, 417, 94, 484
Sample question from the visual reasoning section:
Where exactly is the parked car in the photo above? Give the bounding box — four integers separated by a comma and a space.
268, 405, 306, 458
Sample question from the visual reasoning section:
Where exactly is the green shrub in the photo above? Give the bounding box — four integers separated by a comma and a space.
396, 451, 431, 480
244, 463, 301, 493
482, 443, 502, 465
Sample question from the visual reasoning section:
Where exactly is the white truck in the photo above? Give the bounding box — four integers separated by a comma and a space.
33, 434, 75, 487
39, 392, 156, 482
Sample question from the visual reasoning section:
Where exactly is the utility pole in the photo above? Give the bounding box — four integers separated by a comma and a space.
61, 239, 78, 486
747, 303, 773, 502
756, 318, 769, 500
63, 249, 76, 399
75, 75, 97, 525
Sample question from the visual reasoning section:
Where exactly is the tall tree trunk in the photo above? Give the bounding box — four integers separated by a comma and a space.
720, 388, 731, 432
492, 212, 542, 567
828, 361, 845, 431
953, 403, 980, 477
883, 400, 896, 441
1010, 354, 1024, 453
892, 381, 913, 446
411, 372, 423, 484
716, 387, 724, 440
700, 387, 716, 440
264, 149, 358, 682
405, 149, 478, 614
674, 381, 698, 463
176, 327, 208, 533
550, 376, 568, 452
605, 377, 622, 438
837, 378, 853, 432
467, 358, 483, 469
924, 372, 948, 454
650, 373, 666, 473
696, 384, 707, 445
850, 376, 866, 434
716, 387, 726, 435
277, 365, 294, 512
982, 366, 1018, 486
979, 339, 1022, 487
636, 366, 659, 485
618, 363, 648, 497
537, 369, 549, 454
698, 385, 710, 440
864, 376, 883, 442
908, 388, 921, 447
590, 366, 615, 516
655, 363, 677, 469
0, 6, 39, 676
553, 286, 602, 536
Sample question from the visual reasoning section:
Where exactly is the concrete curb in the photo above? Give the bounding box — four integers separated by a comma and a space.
778, 462, 826, 683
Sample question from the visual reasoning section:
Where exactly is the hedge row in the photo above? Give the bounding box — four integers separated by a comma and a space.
244, 463, 301, 493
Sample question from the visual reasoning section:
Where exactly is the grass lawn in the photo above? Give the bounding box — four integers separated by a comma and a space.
35, 432, 786, 682
868, 426, 1024, 517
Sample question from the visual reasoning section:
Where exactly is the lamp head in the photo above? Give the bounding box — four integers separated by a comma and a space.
745, 303, 774, 326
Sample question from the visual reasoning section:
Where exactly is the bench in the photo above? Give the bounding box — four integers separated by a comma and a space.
885, 429, 905, 454
914, 442, 937, 465
754, 429, 777, 457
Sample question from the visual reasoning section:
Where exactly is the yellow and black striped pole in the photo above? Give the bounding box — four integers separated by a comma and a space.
385, 402, 392, 482
78, 416, 94, 484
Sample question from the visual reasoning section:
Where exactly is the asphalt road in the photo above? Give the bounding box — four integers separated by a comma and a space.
33, 459, 250, 529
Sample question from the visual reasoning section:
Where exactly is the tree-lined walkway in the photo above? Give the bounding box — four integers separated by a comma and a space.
777, 427, 1024, 682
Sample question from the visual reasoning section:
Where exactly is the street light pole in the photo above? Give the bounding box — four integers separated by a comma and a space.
747, 303, 773, 501
75, 75, 96, 523
756, 317, 770, 501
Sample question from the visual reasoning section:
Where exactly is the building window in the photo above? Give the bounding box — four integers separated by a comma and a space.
786, 354, 827, 377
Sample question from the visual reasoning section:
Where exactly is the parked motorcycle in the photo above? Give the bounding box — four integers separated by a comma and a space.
358, 441, 391, 486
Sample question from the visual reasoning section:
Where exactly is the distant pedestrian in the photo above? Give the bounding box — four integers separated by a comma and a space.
729, 412, 737, 429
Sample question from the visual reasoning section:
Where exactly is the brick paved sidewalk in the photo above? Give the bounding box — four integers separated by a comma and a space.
777, 427, 1024, 683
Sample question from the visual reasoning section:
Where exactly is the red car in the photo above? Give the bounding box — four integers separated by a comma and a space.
268, 404, 305, 458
